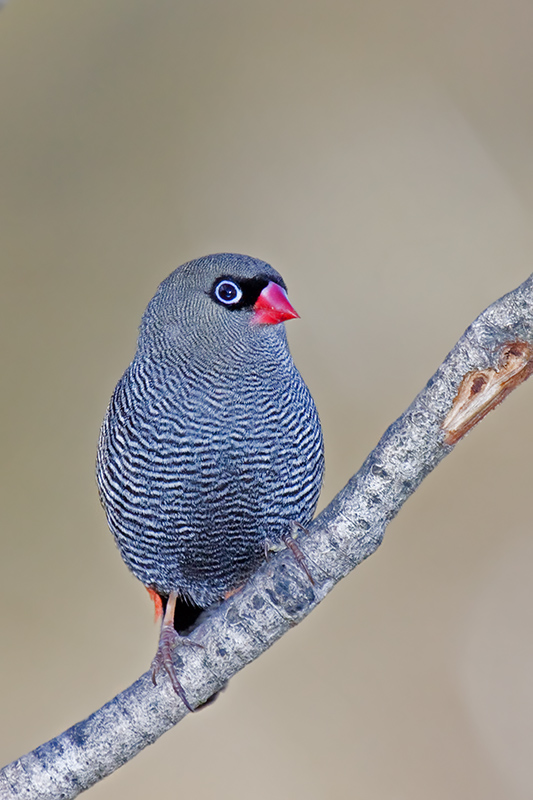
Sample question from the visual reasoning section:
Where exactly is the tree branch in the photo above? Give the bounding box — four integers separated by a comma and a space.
2, 274, 533, 799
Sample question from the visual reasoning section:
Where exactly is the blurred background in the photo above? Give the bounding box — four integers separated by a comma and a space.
1, 1, 532, 797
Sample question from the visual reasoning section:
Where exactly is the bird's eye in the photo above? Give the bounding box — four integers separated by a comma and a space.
214, 280, 243, 305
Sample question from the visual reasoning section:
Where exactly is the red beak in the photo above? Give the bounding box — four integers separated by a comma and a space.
252, 281, 300, 326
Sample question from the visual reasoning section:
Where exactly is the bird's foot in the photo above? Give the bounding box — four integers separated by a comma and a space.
151, 591, 203, 712
266, 521, 315, 585
151, 625, 203, 712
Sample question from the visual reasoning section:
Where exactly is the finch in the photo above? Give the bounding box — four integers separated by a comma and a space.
97, 253, 324, 708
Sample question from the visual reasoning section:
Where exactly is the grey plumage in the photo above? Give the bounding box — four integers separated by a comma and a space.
97, 253, 324, 616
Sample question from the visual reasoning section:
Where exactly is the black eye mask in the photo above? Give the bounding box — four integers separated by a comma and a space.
209, 274, 286, 311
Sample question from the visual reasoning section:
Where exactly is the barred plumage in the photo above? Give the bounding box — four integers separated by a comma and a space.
97, 253, 324, 621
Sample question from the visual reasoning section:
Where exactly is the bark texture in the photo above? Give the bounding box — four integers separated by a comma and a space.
1, 274, 532, 799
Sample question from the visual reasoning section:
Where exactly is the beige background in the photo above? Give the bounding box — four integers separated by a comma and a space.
1, 1, 532, 798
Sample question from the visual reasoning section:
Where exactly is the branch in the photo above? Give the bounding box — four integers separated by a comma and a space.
2, 275, 533, 799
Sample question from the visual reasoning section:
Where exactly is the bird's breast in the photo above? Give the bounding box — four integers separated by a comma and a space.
97, 355, 323, 604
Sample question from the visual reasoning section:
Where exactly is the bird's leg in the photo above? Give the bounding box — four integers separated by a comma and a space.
283, 521, 315, 585
151, 590, 202, 712
266, 521, 315, 585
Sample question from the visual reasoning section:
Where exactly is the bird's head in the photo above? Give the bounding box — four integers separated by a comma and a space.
137, 253, 299, 361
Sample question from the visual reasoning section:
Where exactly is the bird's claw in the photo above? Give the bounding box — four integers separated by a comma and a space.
288, 520, 308, 539
264, 538, 284, 557
265, 521, 315, 585
151, 625, 203, 713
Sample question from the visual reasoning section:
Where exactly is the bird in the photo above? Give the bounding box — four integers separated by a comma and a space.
96, 253, 324, 709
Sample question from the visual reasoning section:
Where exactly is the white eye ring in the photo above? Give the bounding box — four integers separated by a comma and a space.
214, 280, 243, 305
